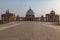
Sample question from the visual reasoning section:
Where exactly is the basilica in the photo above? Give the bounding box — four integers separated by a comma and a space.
16, 8, 41, 21
1, 8, 59, 23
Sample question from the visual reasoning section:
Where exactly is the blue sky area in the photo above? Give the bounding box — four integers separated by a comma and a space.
0, 0, 60, 19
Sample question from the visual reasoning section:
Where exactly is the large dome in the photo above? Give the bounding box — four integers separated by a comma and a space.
26, 8, 35, 16
50, 10, 55, 15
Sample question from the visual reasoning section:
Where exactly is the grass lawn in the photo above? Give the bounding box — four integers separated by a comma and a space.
0, 22, 3, 25
0, 21, 9, 26
53, 22, 60, 26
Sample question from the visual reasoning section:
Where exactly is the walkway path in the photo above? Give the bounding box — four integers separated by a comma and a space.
0, 21, 60, 40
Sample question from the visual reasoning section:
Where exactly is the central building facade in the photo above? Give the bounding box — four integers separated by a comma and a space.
16, 8, 40, 21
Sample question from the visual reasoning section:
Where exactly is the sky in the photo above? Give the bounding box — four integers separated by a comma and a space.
0, 0, 60, 19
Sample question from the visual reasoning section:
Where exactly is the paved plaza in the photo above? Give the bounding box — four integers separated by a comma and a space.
0, 21, 60, 40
